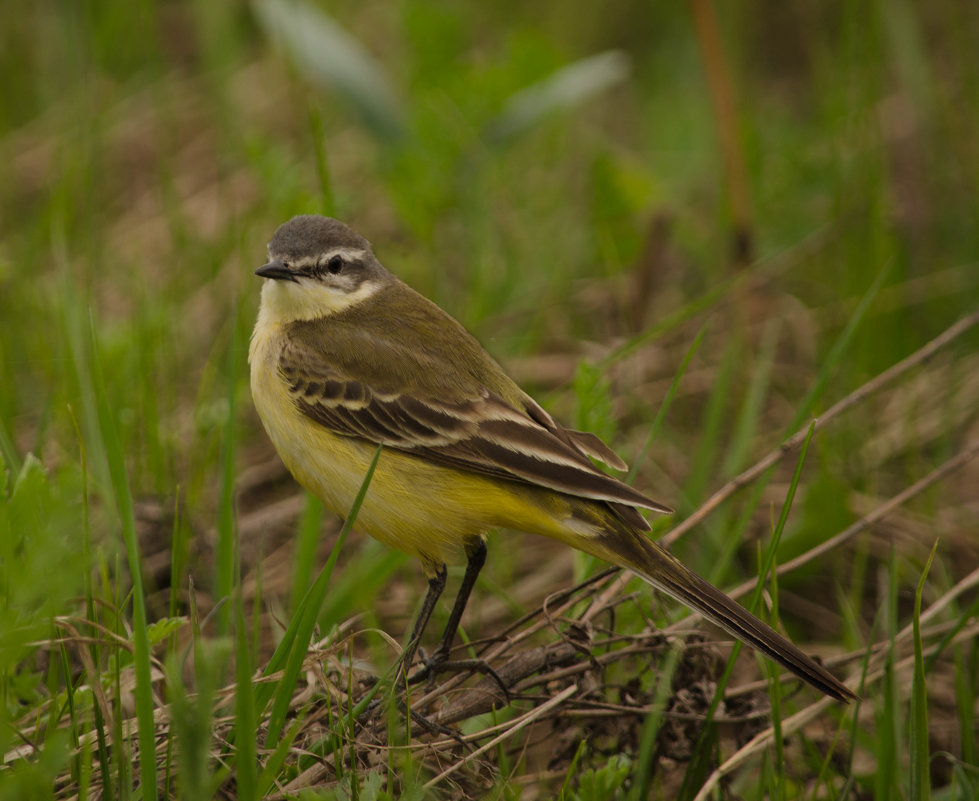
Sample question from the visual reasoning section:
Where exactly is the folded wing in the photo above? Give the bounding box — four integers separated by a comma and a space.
279, 347, 671, 517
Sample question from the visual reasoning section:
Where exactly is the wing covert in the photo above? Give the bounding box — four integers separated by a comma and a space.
278, 341, 672, 515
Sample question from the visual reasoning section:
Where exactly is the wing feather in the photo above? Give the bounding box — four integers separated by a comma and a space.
280, 344, 672, 516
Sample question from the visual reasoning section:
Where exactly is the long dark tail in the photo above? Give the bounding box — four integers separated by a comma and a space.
586, 528, 855, 702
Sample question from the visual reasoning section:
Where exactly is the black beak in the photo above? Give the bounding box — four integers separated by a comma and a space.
255, 260, 298, 282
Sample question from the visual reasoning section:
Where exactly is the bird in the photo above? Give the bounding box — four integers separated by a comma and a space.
248, 214, 853, 702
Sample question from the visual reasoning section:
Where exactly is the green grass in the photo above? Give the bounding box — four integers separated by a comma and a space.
2, 0, 979, 798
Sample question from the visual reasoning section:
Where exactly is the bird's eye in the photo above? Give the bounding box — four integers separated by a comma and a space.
325, 255, 343, 275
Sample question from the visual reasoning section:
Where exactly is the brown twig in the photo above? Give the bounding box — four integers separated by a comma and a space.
722, 440, 979, 603
432, 642, 579, 726
692, 619, 979, 801
663, 308, 979, 548
424, 684, 579, 790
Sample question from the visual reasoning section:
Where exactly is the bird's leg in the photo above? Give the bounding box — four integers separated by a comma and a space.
361, 565, 460, 739
428, 539, 486, 667
389, 565, 472, 738
381, 540, 509, 708
399, 564, 447, 679
408, 539, 508, 700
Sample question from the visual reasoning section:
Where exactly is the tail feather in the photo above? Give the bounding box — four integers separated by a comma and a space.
597, 530, 855, 702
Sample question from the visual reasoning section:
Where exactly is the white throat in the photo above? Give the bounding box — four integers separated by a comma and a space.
257, 277, 381, 325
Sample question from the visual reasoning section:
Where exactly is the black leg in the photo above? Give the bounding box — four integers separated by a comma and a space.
396, 541, 508, 702
400, 564, 447, 677
429, 539, 487, 666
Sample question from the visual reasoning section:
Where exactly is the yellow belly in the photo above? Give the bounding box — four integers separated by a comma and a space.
249, 323, 581, 574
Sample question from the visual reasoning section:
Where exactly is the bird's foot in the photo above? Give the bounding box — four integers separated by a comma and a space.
408, 646, 510, 703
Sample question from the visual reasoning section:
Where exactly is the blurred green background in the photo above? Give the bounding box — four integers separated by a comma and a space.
2, 0, 978, 797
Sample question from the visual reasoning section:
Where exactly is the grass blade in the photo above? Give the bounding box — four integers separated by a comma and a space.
876, 546, 900, 801
909, 541, 938, 801
234, 520, 257, 801
630, 641, 683, 801
214, 302, 238, 637
678, 423, 815, 801
784, 264, 889, 434
87, 313, 158, 799
747, 422, 815, 614
628, 321, 708, 486
290, 493, 325, 614
261, 444, 383, 743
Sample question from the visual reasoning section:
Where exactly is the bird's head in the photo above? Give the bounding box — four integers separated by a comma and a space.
256, 215, 391, 322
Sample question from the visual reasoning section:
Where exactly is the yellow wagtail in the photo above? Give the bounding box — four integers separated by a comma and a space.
249, 215, 853, 702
